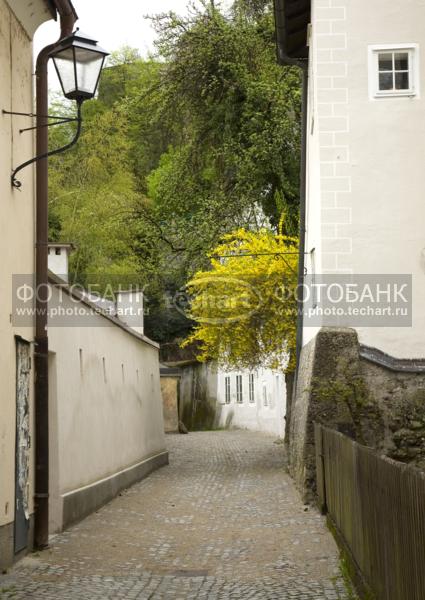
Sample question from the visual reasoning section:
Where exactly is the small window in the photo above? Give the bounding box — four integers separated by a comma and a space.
236, 375, 243, 404
225, 376, 231, 404
369, 45, 418, 98
249, 374, 255, 403
378, 51, 409, 91
55, 248, 61, 255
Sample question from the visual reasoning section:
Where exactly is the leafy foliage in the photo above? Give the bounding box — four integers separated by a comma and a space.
182, 227, 298, 372
145, 1, 301, 242
48, 101, 140, 285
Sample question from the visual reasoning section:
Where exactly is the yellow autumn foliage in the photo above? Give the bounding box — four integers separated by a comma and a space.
182, 227, 299, 372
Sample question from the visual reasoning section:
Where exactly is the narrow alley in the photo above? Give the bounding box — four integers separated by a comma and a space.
0, 432, 351, 599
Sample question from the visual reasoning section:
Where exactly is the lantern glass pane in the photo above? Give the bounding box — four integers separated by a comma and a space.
53, 48, 76, 96
74, 47, 105, 96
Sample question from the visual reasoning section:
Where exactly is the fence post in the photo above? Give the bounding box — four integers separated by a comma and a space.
314, 423, 327, 514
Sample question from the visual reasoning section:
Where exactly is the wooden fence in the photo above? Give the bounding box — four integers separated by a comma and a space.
315, 424, 425, 600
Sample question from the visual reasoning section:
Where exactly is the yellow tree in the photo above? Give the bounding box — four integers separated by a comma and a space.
182, 227, 298, 372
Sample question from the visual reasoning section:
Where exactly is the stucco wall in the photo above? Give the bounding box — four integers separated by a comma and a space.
48, 287, 167, 533
160, 377, 180, 433
5, 0, 54, 39
180, 362, 218, 430
0, 0, 52, 567
305, 0, 425, 358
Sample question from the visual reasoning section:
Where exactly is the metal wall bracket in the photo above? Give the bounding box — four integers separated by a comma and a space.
3, 100, 83, 189
2, 109, 79, 133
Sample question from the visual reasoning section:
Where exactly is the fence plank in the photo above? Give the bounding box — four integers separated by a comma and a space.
314, 423, 326, 513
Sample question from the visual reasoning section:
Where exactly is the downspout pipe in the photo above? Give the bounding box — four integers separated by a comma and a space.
272, 0, 309, 375
34, 0, 77, 549
276, 54, 308, 372
273, 0, 310, 373
295, 66, 308, 371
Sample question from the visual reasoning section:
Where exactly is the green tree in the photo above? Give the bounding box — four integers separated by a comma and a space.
47, 0, 301, 347
142, 0, 301, 239
48, 100, 141, 284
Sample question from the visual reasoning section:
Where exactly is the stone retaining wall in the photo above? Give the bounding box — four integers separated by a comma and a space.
290, 328, 425, 500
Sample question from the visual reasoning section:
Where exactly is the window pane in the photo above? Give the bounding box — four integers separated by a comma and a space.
53, 48, 76, 96
236, 375, 243, 403
394, 52, 409, 70
395, 71, 409, 90
249, 374, 255, 403
379, 72, 393, 90
378, 53, 393, 71
74, 48, 105, 95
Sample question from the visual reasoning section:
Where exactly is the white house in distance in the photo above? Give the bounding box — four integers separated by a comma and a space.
215, 367, 286, 437
177, 361, 286, 437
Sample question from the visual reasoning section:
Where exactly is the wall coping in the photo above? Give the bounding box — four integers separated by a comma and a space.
48, 272, 159, 350
359, 344, 425, 373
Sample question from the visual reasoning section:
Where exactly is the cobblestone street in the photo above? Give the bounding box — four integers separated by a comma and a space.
0, 432, 351, 599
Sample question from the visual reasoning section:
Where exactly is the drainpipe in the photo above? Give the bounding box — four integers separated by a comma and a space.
277, 55, 308, 442
276, 56, 308, 372
34, 0, 77, 549
295, 66, 308, 371
273, 0, 309, 377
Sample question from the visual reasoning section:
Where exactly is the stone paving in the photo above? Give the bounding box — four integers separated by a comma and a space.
0, 431, 353, 599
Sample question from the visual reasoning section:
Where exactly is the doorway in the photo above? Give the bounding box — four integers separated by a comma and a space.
14, 338, 31, 554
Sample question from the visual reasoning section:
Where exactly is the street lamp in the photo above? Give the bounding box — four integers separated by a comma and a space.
51, 30, 109, 102
4, 29, 109, 188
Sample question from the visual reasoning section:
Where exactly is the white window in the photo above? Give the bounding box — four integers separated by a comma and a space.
369, 44, 419, 98
236, 375, 243, 404
263, 385, 268, 407
225, 376, 231, 404
249, 374, 255, 403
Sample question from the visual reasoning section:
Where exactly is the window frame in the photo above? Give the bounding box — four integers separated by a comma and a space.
248, 373, 255, 404
236, 375, 243, 404
368, 44, 419, 99
225, 376, 231, 404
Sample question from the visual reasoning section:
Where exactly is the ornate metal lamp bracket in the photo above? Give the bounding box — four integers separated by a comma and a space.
3, 99, 82, 189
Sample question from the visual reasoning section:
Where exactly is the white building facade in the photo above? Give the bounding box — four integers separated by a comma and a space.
0, 0, 59, 571
274, 0, 425, 495
277, 0, 425, 359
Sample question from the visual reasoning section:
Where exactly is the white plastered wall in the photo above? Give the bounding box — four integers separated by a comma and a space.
48, 288, 167, 533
